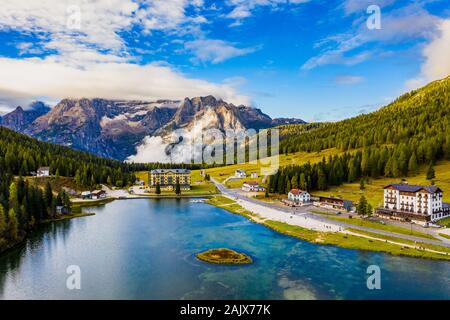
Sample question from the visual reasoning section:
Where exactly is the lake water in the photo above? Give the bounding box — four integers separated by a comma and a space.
0, 199, 449, 299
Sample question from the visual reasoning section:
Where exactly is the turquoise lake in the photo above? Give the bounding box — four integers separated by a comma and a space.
0, 198, 449, 299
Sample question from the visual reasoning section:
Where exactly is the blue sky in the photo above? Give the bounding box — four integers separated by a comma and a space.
0, 0, 449, 121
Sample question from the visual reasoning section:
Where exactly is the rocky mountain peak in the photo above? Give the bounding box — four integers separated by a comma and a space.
0, 101, 50, 132
1, 96, 305, 160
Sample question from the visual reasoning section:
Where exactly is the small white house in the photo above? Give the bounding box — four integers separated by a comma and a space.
81, 191, 92, 199
37, 167, 50, 177
288, 189, 311, 204
242, 181, 265, 192
235, 170, 247, 178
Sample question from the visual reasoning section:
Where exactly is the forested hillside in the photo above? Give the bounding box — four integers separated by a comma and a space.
0, 127, 205, 188
270, 76, 450, 195
0, 126, 205, 253
280, 76, 450, 154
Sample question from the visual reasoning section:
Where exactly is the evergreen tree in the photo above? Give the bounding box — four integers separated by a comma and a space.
357, 196, 368, 215
155, 183, 161, 195
8, 182, 19, 210
359, 178, 365, 190
408, 153, 418, 175
366, 203, 373, 216
291, 175, 298, 189
426, 164, 435, 180
0, 204, 6, 238
8, 208, 19, 241
44, 182, 53, 207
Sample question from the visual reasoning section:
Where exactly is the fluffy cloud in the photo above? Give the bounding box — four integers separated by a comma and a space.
302, 4, 438, 70
184, 39, 259, 64
0, 0, 206, 55
407, 19, 450, 89
0, 56, 250, 111
343, 0, 395, 15
225, 0, 310, 25
0, 0, 250, 111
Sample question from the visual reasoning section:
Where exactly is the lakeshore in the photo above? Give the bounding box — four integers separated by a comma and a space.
2, 198, 449, 299
71, 179, 450, 262
207, 196, 450, 261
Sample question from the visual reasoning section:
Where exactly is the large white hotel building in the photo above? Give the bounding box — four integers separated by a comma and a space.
376, 184, 450, 224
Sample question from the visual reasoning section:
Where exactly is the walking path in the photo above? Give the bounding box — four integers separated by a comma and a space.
211, 178, 450, 248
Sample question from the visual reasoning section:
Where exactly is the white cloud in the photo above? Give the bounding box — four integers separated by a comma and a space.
0, 56, 250, 111
0, 0, 251, 112
302, 4, 438, 70
407, 19, 450, 89
0, 0, 206, 56
343, 0, 395, 15
225, 0, 310, 25
184, 39, 259, 64
334, 75, 364, 85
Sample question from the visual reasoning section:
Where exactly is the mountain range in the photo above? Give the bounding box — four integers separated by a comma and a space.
0, 96, 305, 161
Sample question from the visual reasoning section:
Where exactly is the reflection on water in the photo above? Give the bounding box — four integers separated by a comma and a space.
0, 199, 449, 300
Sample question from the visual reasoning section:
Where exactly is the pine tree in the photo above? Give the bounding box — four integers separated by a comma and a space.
366, 203, 373, 216
155, 183, 161, 195
8, 208, 19, 241
317, 169, 327, 190
8, 182, 19, 210
426, 164, 435, 180
357, 196, 368, 215
44, 182, 53, 207
359, 178, 365, 190
0, 204, 7, 238
291, 175, 298, 189
408, 153, 418, 175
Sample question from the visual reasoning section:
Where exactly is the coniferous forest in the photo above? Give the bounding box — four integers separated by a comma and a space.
0, 126, 203, 252
270, 76, 450, 195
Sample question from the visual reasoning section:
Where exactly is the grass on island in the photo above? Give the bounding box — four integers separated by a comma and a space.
328, 216, 438, 240
313, 160, 450, 208
205, 196, 450, 261
196, 248, 253, 265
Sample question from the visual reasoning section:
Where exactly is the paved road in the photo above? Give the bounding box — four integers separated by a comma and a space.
212, 178, 450, 248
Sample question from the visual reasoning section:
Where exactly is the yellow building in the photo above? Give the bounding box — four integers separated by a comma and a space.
149, 169, 191, 191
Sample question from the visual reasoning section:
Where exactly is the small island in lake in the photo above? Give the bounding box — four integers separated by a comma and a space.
196, 248, 253, 265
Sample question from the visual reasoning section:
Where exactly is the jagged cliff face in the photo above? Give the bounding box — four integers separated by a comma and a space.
0, 96, 305, 161
156, 95, 283, 136
25, 98, 178, 160
0, 101, 50, 132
